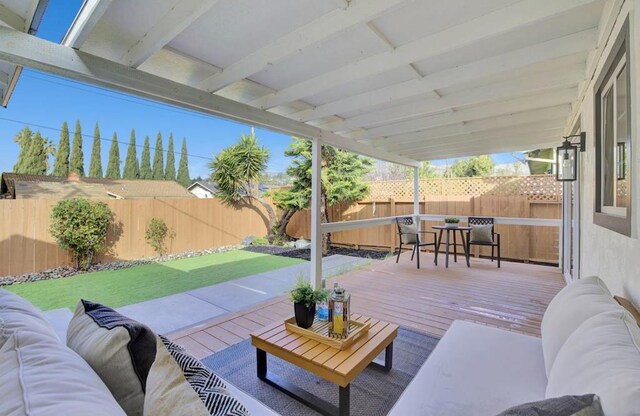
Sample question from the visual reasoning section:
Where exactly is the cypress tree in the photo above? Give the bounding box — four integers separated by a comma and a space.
123, 129, 139, 179
52, 122, 70, 176
105, 133, 121, 179
140, 136, 152, 179
165, 133, 176, 181
177, 137, 190, 187
13, 126, 33, 172
22, 131, 47, 175
88, 122, 103, 177
152, 132, 164, 180
69, 120, 85, 176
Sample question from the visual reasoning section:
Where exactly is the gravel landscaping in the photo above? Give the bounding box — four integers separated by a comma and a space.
243, 245, 393, 261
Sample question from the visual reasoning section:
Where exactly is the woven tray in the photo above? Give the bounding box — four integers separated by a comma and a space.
284, 316, 370, 350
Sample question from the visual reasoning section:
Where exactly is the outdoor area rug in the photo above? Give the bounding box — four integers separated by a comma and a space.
202, 327, 439, 416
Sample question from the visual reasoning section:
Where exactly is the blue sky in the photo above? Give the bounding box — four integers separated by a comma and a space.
0, 1, 519, 179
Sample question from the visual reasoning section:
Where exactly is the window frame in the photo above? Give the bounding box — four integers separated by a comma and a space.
594, 17, 632, 236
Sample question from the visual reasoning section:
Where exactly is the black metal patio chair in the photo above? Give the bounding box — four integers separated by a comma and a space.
395, 216, 438, 269
466, 217, 501, 267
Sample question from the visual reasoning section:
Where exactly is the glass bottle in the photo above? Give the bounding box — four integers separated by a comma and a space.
328, 282, 350, 338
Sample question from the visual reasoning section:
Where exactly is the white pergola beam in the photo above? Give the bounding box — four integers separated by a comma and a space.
199, 0, 411, 93
414, 140, 561, 161
62, 0, 112, 48
373, 107, 570, 148
120, 0, 221, 68
251, 0, 600, 109
318, 66, 584, 132
0, 26, 419, 167
290, 29, 596, 122
354, 88, 577, 140
0, 4, 24, 31
396, 128, 564, 156
310, 138, 323, 289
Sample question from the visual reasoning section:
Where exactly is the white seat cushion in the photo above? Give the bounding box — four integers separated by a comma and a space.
541, 276, 620, 376
388, 320, 547, 416
546, 310, 640, 416
0, 289, 58, 345
0, 330, 126, 416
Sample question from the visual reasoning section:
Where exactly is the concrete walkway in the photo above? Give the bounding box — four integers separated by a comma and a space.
44, 254, 374, 340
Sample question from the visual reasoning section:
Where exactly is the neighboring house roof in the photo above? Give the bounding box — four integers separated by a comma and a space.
187, 181, 218, 194
1, 173, 194, 199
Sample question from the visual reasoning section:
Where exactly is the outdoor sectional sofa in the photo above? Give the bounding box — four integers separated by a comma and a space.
389, 276, 640, 415
2, 276, 639, 415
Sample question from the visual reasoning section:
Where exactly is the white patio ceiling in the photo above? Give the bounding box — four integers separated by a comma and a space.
0, 0, 620, 164
0, 0, 46, 107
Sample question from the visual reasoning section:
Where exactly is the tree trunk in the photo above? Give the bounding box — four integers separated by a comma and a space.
256, 197, 277, 242
276, 209, 296, 239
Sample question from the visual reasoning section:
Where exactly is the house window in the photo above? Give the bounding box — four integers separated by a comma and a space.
594, 17, 632, 236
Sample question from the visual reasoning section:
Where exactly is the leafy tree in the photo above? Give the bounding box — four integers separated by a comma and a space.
123, 129, 139, 179
165, 133, 176, 181
402, 161, 439, 180
209, 130, 277, 241
269, 138, 372, 252
69, 120, 85, 176
49, 198, 114, 270
105, 132, 121, 179
88, 123, 103, 178
177, 138, 190, 187
52, 122, 70, 176
13, 126, 34, 172
145, 218, 174, 256
448, 155, 495, 177
152, 132, 164, 180
140, 136, 152, 179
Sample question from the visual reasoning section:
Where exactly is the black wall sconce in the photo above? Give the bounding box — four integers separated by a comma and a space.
556, 132, 586, 182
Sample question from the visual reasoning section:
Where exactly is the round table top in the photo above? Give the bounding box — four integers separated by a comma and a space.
432, 225, 472, 231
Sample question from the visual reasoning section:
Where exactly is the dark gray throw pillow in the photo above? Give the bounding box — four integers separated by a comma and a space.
496, 394, 603, 416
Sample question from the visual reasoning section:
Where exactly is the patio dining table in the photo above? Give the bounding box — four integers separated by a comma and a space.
432, 225, 471, 268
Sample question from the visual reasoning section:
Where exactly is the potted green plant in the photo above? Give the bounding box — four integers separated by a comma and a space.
290, 277, 328, 329
444, 217, 460, 229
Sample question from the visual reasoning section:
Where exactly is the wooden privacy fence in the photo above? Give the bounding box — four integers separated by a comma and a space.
285, 175, 562, 264
0, 198, 271, 276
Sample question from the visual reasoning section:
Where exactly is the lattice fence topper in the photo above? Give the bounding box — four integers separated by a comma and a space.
365, 175, 562, 202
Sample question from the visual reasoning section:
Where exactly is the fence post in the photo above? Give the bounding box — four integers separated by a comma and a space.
390, 198, 396, 253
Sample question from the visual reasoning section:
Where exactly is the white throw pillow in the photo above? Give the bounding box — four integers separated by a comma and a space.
546, 310, 640, 416
0, 289, 58, 346
0, 331, 126, 416
540, 276, 620, 376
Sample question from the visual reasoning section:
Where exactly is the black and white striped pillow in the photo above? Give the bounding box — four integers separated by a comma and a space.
144, 335, 249, 416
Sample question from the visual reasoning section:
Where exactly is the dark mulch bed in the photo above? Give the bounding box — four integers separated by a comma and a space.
242, 245, 392, 261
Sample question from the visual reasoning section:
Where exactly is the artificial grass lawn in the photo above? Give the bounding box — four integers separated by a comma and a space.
6, 250, 303, 311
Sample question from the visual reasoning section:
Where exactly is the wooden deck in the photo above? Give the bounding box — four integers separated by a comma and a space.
168, 252, 565, 359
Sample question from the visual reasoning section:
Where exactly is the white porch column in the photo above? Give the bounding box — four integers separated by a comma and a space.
310, 137, 323, 290
413, 166, 420, 217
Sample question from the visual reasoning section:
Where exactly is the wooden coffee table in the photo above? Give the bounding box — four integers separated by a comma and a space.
251, 315, 398, 416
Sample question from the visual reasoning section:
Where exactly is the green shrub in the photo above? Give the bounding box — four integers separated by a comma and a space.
145, 218, 173, 256
50, 198, 114, 270
251, 236, 269, 246
444, 217, 460, 224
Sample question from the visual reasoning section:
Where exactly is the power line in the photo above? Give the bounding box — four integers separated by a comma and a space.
0, 115, 213, 161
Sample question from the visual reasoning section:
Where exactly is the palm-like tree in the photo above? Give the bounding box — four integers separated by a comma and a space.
209, 129, 276, 240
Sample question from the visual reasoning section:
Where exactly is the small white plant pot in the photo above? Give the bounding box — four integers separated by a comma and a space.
445, 223, 458, 229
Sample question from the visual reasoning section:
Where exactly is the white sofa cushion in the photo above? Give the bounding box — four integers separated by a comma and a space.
0, 330, 126, 416
388, 320, 547, 416
546, 310, 640, 416
541, 276, 620, 376
0, 289, 58, 345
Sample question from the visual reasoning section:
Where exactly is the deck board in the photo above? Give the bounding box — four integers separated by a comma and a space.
168, 253, 565, 356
